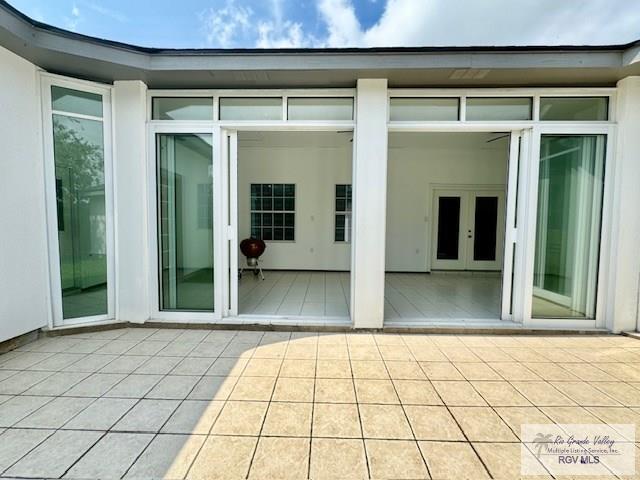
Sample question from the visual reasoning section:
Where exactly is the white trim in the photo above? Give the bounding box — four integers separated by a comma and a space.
40, 73, 116, 327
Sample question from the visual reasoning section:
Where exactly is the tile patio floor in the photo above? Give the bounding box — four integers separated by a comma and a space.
1, 328, 640, 479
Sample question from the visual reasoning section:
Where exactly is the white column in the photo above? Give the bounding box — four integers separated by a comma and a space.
113, 80, 149, 323
351, 79, 388, 329
607, 76, 640, 332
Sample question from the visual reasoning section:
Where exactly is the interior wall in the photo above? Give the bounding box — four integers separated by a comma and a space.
386, 132, 509, 272
238, 131, 352, 270
0, 46, 50, 341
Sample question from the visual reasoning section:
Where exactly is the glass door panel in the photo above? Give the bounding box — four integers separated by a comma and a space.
157, 133, 214, 311
53, 112, 108, 320
532, 135, 605, 318
436, 196, 461, 260
473, 196, 499, 261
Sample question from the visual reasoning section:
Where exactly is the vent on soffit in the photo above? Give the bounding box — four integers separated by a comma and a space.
449, 69, 490, 80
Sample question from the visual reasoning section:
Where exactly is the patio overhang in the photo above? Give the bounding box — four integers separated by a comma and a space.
1, 0, 640, 88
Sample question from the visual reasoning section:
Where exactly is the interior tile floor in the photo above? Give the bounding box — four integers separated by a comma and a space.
239, 271, 501, 321
1, 328, 640, 479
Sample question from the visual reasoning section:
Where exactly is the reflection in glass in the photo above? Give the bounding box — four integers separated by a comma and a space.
53, 113, 108, 319
287, 97, 353, 120
52, 86, 103, 117
466, 97, 532, 121
157, 134, 214, 311
473, 196, 498, 261
539, 97, 608, 121
532, 135, 606, 318
389, 98, 459, 121
219, 98, 282, 120
152, 97, 213, 120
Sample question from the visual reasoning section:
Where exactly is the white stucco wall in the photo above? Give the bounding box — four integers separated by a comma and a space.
0, 46, 49, 341
386, 132, 509, 271
607, 76, 640, 332
237, 132, 352, 270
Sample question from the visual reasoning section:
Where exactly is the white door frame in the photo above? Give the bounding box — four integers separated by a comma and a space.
430, 186, 506, 271
146, 124, 221, 322
40, 74, 116, 327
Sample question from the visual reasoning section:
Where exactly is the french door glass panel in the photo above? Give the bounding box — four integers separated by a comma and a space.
436, 196, 461, 260
473, 196, 499, 261
157, 133, 214, 311
532, 135, 605, 318
53, 112, 108, 319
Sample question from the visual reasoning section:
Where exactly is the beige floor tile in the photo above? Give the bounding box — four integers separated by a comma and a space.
124, 434, 205, 480
590, 381, 640, 406
188, 375, 237, 401
385, 361, 426, 380
524, 362, 580, 381
511, 381, 576, 406
551, 381, 621, 406
393, 380, 442, 405
145, 375, 200, 400
409, 346, 448, 362
229, 376, 276, 401
317, 344, 349, 360
286, 344, 317, 359
312, 403, 362, 438
469, 346, 514, 362
314, 378, 356, 403
440, 347, 481, 362
206, 357, 249, 376
15, 396, 93, 429
454, 362, 502, 381
262, 402, 312, 437
310, 438, 368, 480
64, 432, 153, 479
450, 406, 518, 441
279, 359, 316, 378
471, 380, 532, 406
354, 379, 399, 404
473, 442, 551, 479
494, 406, 553, 439
378, 345, 414, 361
539, 406, 603, 425
431, 381, 487, 406
113, 399, 180, 433
486, 362, 542, 381
63, 398, 137, 430
350, 360, 389, 379
419, 362, 464, 380
272, 377, 314, 402
188, 435, 257, 480
161, 400, 224, 434
0, 428, 55, 472
419, 441, 490, 479
365, 439, 428, 479
316, 360, 352, 379
561, 363, 617, 381
242, 358, 282, 376
586, 406, 640, 431
210, 401, 268, 436
404, 405, 464, 440
348, 345, 382, 361
359, 404, 413, 439
249, 437, 309, 479
5, 429, 103, 478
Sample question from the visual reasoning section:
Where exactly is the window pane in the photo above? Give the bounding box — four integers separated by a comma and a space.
473, 196, 498, 261
466, 97, 532, 121
532, 135, 606, 318
539, 97, 608, 121
436, 197, 461, 260
390, 98, 459, 121
52, 86, 102, 117
157, 133, 214, 311
53, 114, 107, 319
152, 97, 213, 120
250, 183, 295, 240
287, 97, 354, 120
219, 97, 282, 120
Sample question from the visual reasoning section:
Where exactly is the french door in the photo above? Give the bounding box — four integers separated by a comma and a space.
432, 188, 505, 271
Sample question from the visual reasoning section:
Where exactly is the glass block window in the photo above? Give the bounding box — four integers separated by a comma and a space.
250, 184, 295, 241
335, 184, 352, 242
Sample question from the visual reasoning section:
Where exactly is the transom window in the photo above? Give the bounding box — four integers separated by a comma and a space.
250, 184, 295, 241
335, 184, 352, 242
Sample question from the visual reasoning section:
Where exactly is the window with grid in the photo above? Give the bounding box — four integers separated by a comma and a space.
335, 184, 352, 242
250, 184, 295, 241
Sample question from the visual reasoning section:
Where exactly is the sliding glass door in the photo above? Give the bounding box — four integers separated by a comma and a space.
44, 80, 114, 325
156, 133, 214, 311
532, 135, 606, 318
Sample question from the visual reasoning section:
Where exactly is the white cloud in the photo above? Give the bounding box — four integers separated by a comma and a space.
200, 0, 253, 47
200, 0, 640, 49
64, 4, 81, 31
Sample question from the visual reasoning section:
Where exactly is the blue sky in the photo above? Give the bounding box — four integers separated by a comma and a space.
7, 0, 640, 49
